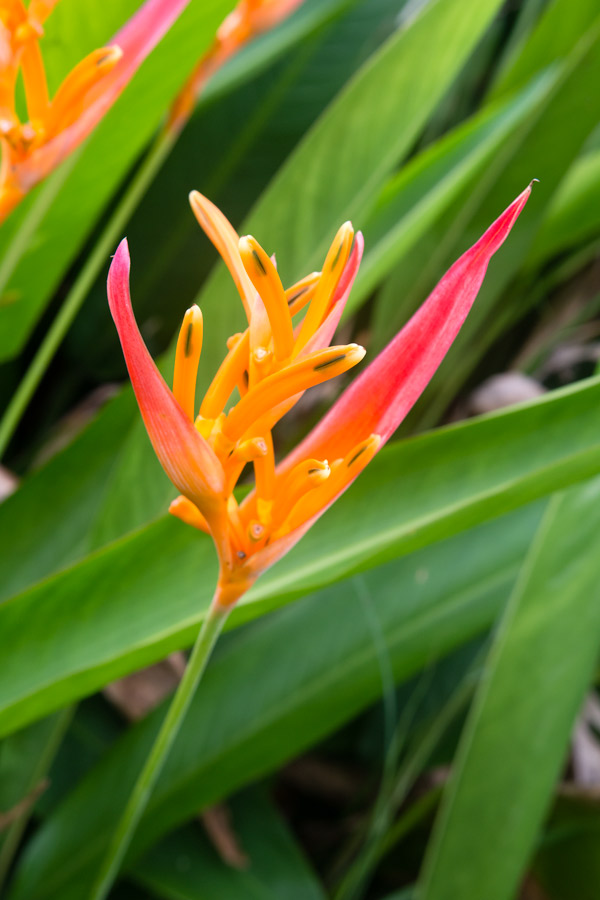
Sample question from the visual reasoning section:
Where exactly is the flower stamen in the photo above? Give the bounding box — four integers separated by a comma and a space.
221, 343, 366, 444
286, 272, 320, 317
200, 329, 250, 420
189, 191, 256, 319
294, 221, 354, 353
270, 458, 330, 531
273, 435, 380, 538
173, 305, 203, 421
239, 235, 294, 360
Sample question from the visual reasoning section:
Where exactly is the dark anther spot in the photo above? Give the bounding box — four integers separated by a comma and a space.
314, 354, 346, 371
348, 445, 367, 467
184, 322, 194, 357
251, 249, 267, 275
288, 286, 308, 304
330, 242, 343, 270
237, 551, 247, 560
242, 369, 249, 387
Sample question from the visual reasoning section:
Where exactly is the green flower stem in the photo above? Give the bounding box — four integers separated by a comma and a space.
88, 596, 230, 900
0, 127, 177, 461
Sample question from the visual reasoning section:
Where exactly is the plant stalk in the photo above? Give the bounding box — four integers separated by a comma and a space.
88, 594, 230, 900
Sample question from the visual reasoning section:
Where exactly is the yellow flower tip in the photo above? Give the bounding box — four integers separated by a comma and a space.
307, 460, 331, 484
169, 495, 210, 533
188, 190, 255, 320
345, 433, 381, 471
312, 342, 366, 372
188, 189, 202, 211
97, 45, 123, 67
269, 456, 330, 532
294, 222, 355, 354
44, 45, 123, 138
239, 234, 294, 361
173, 304, 203, 421
226, 332, 244, 350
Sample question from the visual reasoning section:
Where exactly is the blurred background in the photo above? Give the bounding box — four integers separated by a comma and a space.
2, 0, 600, 897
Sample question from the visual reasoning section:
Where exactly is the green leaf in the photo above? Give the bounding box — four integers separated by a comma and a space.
489, 0, 600, 99
3, 375, 600, 735
8, 504, 538, 899
0, 0, 237, 360
0, 391, 135, 602
419, 476, 600, 900
132, 789, 326, 900
526, 145, 600, 267
348, 73, 552, 311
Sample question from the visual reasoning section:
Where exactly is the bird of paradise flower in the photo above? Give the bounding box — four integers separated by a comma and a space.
94, 185, 532, 898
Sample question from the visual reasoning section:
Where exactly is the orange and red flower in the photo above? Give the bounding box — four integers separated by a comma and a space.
0, 0, 190, 221
108, 186, 531, 607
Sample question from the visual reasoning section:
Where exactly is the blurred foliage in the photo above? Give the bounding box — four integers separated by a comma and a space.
3, 0, 600, 897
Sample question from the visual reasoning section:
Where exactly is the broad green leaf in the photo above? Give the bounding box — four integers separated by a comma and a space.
8, 504, 539, 899
489, 0, 600, 99
92, 0, 507, 540
132, 790, 326, 900
0, 391, 136, 602
348, 73, 552, 311
0, 0, 237, 360
419, 477, 600, 900
3, 375, 600, 735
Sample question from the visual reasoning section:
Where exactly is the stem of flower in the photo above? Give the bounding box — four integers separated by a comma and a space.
88, 594, 230, 900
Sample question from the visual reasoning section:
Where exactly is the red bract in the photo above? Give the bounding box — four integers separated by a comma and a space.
108, 186, 531, 606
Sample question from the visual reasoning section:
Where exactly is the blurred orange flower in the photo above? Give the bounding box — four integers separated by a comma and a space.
0, 0, 190, 221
